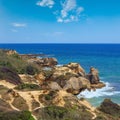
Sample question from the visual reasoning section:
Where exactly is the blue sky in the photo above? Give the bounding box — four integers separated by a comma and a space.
0, 0, 120, 43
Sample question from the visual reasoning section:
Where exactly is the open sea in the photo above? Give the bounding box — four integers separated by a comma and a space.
0, 43, 120, 106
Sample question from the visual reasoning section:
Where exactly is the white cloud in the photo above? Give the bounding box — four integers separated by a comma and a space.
36, 0, 55, 8
12, 23, 26, 27
61, 0, 76, 18
36, 0, 84, 23
57, 0, 84, 23
77, 7, 84, 15
57, 18, 63, 23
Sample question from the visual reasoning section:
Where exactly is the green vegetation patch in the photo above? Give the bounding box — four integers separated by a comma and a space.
39, 90, 58, 106
34, 105, 92, 120
0, 49, 39, 75
0, 110, 35, 120
15, 83, 41, 91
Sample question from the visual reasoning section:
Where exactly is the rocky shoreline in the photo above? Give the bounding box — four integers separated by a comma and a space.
0, 49, 120, 120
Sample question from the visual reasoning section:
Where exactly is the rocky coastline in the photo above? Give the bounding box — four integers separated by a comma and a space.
0, 49, 120, 120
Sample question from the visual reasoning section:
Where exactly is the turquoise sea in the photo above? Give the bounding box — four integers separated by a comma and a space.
0, 43, 120, 106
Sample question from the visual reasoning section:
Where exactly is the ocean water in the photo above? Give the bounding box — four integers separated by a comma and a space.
0, 43, 120, 106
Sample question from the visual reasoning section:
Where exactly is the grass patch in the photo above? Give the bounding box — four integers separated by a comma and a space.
15, 83, 41, 91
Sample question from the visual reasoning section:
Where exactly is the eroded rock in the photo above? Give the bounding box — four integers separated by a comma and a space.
86, 67, 100, 84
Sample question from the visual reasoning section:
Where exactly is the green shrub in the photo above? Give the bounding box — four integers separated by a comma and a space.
25, 65, 38, 75
0, 110, 35, 120
34, 105, 93, 120
42, 70, 53, 79
44, 94, 52, 100
15, 83, 40, 91
0, 50, 39, 75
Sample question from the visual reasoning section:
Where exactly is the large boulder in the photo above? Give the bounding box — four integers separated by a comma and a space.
43, 58, 58, 67
86, 67, 100, 84
48, 82, 62, 90
63, 77, 91, 95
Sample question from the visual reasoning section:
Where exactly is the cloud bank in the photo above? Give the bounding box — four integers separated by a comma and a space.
36, 0, 84, 23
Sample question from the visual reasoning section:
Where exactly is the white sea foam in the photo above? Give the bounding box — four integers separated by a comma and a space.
56, 64, 63, 67
77, 82, 120, 99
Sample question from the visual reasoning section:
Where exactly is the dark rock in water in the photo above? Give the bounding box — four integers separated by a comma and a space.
0, 66, 22, 85
98, 99, 120, 118
86, 67, 100, 84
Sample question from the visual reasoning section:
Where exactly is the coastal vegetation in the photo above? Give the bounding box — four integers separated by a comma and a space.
0, 110, 35, 120
0, 49, 120, 120
0, 49, 39, 75
15, 83, 41, 91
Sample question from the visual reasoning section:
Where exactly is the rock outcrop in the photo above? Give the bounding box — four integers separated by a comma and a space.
34, 62, 105, 95
64, 62, 85, 77
86, 67, 100, 84
27, 57, 58, 67
0, 49, 114, 120
63, 77, 91, 95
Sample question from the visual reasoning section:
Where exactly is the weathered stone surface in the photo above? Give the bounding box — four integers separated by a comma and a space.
64, 63, 85, 77
63, 77, 91, 95
0, 49, 17, 55
52, 66, 74, 79
86, 67, 100, 84
20, 74, 39, 84
91, 82, 106, 89
48, 82, 62, 90
98, 99, 120, 118
34, 73, 45, 85
28, 57, 58, 67
43, 58, 58, 66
